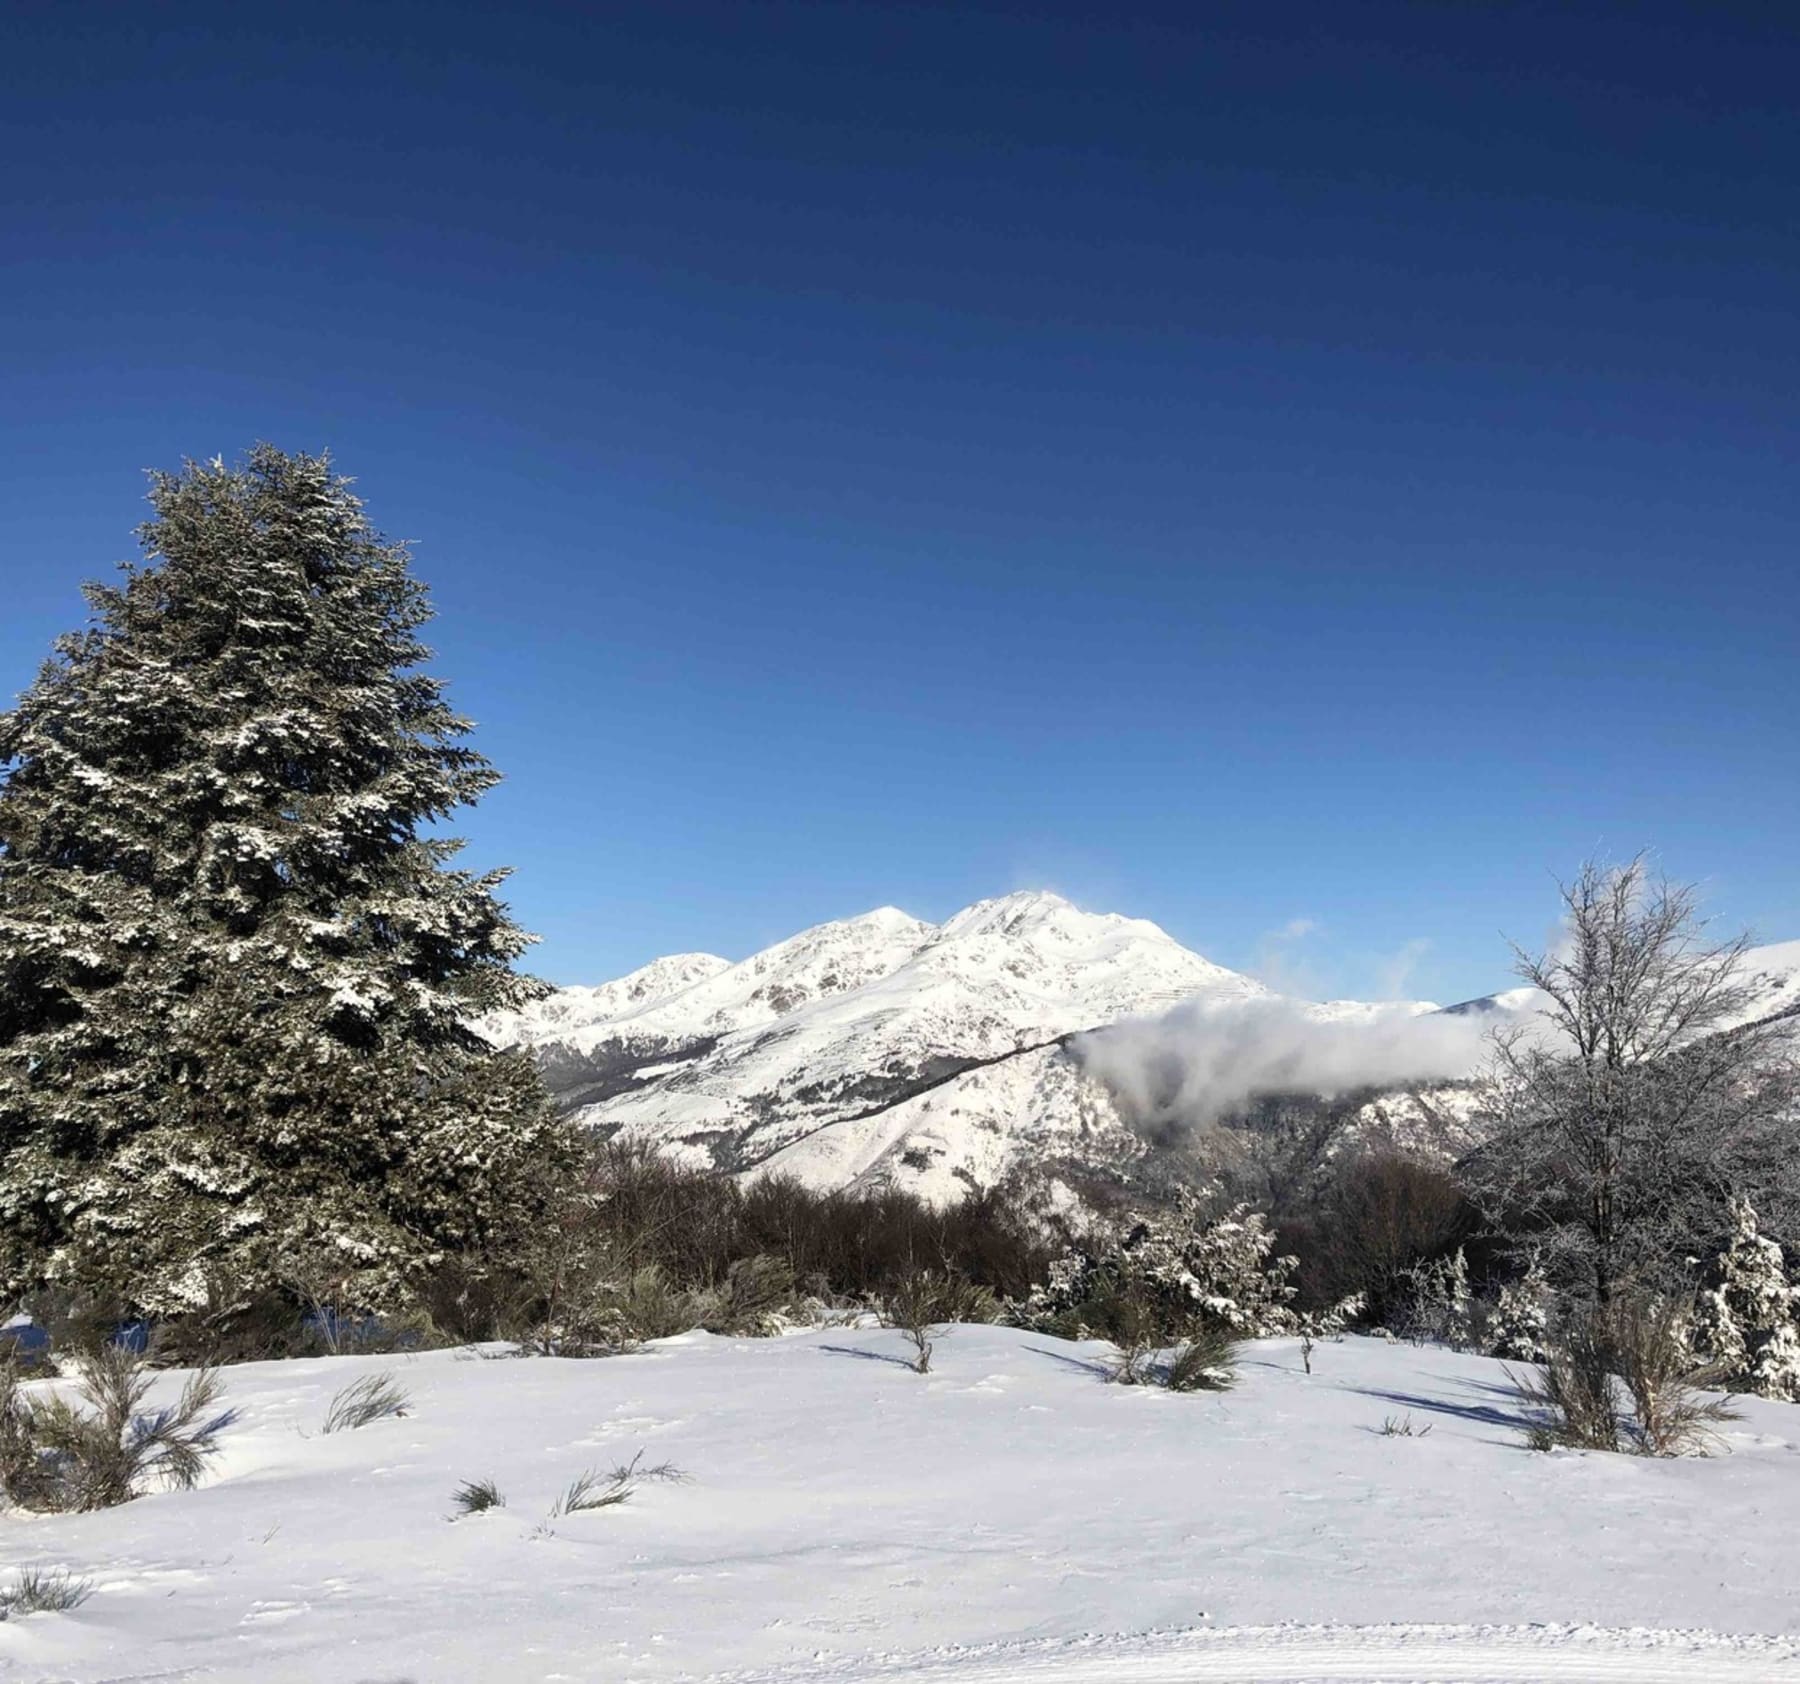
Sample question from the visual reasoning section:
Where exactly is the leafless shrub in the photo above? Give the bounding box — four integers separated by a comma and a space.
322, 1373, 411, 1434
1510, 1296, 1738, 1457
1612, 1296, 1738, 1457
444, 1141, 1051, 1352
877, 1266, 995, 1329
0, 1567, 93, 1617
1509, 1310, 1624, 1453
0, 1346, 234, 1511
1284, 1150, 1476, 1327
880, 1266, 963, 1373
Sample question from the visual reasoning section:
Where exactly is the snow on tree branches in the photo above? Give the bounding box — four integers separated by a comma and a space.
0, 446, 577, 1316
1401, 1247, 1476, 1349
1688, 1199, 1800, 1403
1487, 1253, 1552, 1364
1021, 1188, 1360, 1342
1467, 856, 1800, 1308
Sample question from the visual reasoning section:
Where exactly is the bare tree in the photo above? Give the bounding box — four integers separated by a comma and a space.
1467, 857, 1798, 1308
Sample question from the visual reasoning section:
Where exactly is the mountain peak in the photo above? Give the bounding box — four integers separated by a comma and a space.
938, 889, 1083, 937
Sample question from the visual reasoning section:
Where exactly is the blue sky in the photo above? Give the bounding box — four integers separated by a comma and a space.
4, 1, 1796, 1001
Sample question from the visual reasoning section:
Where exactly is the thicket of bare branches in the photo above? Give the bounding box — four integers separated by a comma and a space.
1509, 1295, 1736, 1457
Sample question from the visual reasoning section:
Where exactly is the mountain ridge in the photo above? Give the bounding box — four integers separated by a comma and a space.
485, 892, 1799, 1201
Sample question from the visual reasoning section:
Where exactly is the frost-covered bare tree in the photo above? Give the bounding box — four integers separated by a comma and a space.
1467, 858, 1798, 1307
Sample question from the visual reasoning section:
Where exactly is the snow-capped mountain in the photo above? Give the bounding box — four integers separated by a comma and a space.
1738, 939, 1800, 1024
488, 892, 1390, 1198
483, 896, 1800, 1202
502, 952, 733, 1041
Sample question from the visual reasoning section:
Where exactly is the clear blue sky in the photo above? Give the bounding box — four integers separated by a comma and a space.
4, 1, 1796, 1002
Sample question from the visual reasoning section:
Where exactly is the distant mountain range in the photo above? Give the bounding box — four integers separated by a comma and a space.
482, 892, 1800, 1201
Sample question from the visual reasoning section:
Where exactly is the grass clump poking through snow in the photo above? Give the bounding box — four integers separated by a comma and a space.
551, 1451, 686, 1517
1158, 1329, 1240, 1391
322, 1372, 411, 1433
450, 1477, 504, 1516
552, 1469, 633, 1515
0, 1567, 93, 1618
1109, 1315, 1239, 1392
1509, 1297, 1738, 1458
0, 1347, 234, 1512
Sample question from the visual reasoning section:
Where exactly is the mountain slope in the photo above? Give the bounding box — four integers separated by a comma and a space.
486, 896, 1800, 1201
497, 951, 732, 1042
491, 893, 1353, 1197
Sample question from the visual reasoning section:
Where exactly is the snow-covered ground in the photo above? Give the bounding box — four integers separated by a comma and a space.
4, 1327, 1799, 1682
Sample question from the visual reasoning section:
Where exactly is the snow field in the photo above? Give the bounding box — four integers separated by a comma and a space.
716, 1623, 1800, 1683
2, 1325, 1798, 1682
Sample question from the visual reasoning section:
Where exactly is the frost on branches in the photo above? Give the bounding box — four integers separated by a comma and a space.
0, 447, 577, 1317
1688, 1199, 1800, 1403
1021, 1188, 1360, 1341
1401, 1246, 1477, 1350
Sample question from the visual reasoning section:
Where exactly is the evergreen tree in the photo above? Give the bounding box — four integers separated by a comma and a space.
1488, 1253, 1552, 1363
0, 446, 575, 1316
1689, 1199, 1800, 1402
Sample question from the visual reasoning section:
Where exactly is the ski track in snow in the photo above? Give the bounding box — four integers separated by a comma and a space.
712, 1622, 1800, 1683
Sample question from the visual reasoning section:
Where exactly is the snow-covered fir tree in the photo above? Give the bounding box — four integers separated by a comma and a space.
1688, 1198, 1800, 1402
1488, 1252, 1552, 1363
0, 447, 577, 1316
